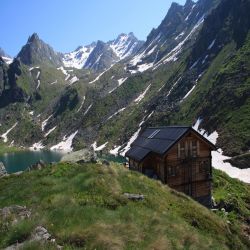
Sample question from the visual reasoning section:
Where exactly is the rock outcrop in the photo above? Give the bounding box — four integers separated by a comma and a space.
0, 161, 7, 177
0, 205, 31, 224
61, 148, 97, 163
27, 160, 46, 171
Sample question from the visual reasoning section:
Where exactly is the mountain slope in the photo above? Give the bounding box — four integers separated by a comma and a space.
63, 43, 96, 69
126, 0, 220, 72
0, 0, 249, 177
0, 162, 249, 249
87, 0, 250, 162
108, 32, 144, 60
84, 40, 119, 72
150, 0, 250, 156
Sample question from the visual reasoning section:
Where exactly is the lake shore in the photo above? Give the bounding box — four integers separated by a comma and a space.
0, 143, 24, 156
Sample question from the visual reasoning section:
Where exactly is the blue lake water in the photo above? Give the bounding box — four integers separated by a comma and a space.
0, 150, 64, 173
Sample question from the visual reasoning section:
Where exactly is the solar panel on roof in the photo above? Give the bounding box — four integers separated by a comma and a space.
148, 129, 160, 139
129, 127, 193, 157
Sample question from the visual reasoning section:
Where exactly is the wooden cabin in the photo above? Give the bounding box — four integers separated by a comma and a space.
125, 126, 216, 207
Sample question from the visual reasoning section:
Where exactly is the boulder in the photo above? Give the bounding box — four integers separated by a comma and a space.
4, 225, 62, 250
102, 160, 110, 166
0, 205, 31, 224
31, 226, 51, 241
123, 193, 145, 201
61, 148, 97, 163
0, 161, 7, 177
27, 160, 46, 171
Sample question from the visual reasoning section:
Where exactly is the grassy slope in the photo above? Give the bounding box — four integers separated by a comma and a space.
0, 162, 249, 249
212, 169, 250, 243
213, 169, 250, 223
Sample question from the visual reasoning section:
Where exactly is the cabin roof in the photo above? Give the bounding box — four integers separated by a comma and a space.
125, 126, 216, 161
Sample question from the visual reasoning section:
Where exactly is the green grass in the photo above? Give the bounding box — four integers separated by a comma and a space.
212, 169, 250, 223
0, 162, 249, 249
0, 143, 23, 155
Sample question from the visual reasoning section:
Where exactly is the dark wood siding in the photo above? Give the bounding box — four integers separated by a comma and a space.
128, 130, 213, 206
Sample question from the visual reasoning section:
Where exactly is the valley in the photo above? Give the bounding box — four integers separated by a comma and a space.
0, 0, 250, 249
1, 0, 249, 178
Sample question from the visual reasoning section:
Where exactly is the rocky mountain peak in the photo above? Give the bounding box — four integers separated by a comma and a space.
63, 33, 143, 71
17, 32, 63, 66
168, 2, 183, 13
28, 33, 40, 43
0, 48, 7, 57
185, 0, 194, 7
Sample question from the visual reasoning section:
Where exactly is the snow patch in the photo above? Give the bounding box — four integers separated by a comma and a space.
57, 67, 70, 81
193, 118, 250, 183
63, 45, 95, 69
120, 127, 141, 157
41, 115, 53, 131
147, 45, 158, 56
1, 122, 18, 143
181, 73, 203, 102
190, 59, 199, 69
44, 126, 57, 137
76, 96, 86, 113
212, 150, 250, 183
185, 4, 196, 21
134, 84, 151, 104
110, 33, 139, 60
175, 32, 185, 40
107, 107, 126, 121
69, 76, 79, 85
208, 39, 216, 50
129, 50, 146, 66
92, 53, 103, 67
83, 104, 92, 116
120, 110, 154, 156
182, 85, 196, 101
36, 80, 41, 89
137, 63, 154, 73
36, 71, 40, 79
50, 80, 58, 85
154, 15, 205, 70
118, 77, 128, 86
109, 145, 122, 156
29, 141, 44, 150
91, 141, 108, 151
202, 55, 208, 64
2, 56, 13, 65
29, 66, 40, 71
51, 130, 78, 152
166, 77, 182, 97
89, 65, 114, 84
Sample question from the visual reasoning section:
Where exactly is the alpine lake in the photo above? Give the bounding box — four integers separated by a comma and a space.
0, 150, 64, 173
0, 150, 126, 174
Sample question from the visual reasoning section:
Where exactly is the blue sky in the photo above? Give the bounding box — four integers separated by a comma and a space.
1, 0, 186, 56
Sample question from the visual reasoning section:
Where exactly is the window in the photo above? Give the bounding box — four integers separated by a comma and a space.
168, 166, 178, 177
191, 140, 198, 157
199, 160, 210, 173
178, 142, 186, 159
